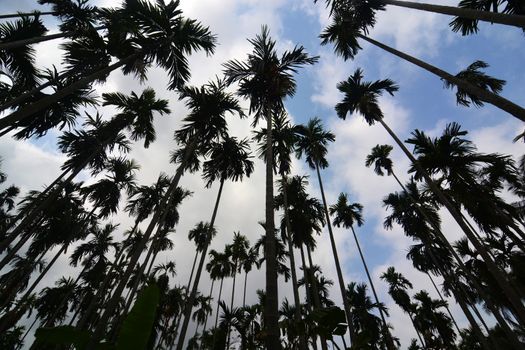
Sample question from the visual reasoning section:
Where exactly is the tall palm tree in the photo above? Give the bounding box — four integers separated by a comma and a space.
255, 111, 308, 350
0, 0, 216, 132
225, 232, 249, 348
176, 135, 254, 349
224, 26, 318, 348
321, 7, 525, 122
330, 193, 395, 350
241, 247, 259, 307
381, 267, 425, 347
345, 282, 390, 349
295, 117, 357, 343
335, 68, 525, 325
185, 222, 217, 305
317, 0, 525, 30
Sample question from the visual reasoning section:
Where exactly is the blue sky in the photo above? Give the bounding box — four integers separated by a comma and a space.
1, 0, 524, 348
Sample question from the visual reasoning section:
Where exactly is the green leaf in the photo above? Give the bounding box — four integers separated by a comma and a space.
33, 325, 91, 350
115, 283, 160, 350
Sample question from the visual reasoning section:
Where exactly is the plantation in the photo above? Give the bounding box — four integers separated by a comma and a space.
0, 0, 524, 349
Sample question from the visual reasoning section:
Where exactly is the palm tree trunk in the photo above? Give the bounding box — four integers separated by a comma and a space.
299, 245, 318, 350
358, 34, 525, 122
214, 278, 225, 330
381, 0, 525, 28
0, 53, 139, 132
306, 246, 329, 350
349, 226, 395, 350
408, 311, 426, 348
314, 163, 355, 344
198, 279, 215, 350
242, 271, 248, 307
210, 277, 225, 349
226, 262, 237, 349
262, 107, 281, 350
185, 250, 200, 299
0, 11, 56, 19
176, 178, 225, 350
0, 26, 105, 50
376, 117, 525, 325
87, 137, 198, 349
282, 174, 308, 350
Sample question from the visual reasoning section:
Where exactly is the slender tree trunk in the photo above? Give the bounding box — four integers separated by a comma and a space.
306, 246, 329, 350
299, 245, 318, 350
382, 0, 525, 28
186, 250, 200, 298
349, 226, 395, 350
0, 25, 105, 50
282, 174, 308, 350
197, 279, 215, 350
358, 34, 525, 122
314, 163, 355, 344
0, 53, 139, 132
226, 261, 237, 349
176, 179, 225, 350
0, 11, 56, 19
426, 273, 461, 334
242, 271, 248, 307
377, 117, 525, 325
210, 277, 225, 348
262, 108, 281, 350
87, 138, 198, 349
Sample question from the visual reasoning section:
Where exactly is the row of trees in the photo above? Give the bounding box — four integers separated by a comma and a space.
0, 0, 524, 348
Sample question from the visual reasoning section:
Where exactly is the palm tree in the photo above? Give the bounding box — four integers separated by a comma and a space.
412, 290, 456, 349
0, 0, 216, 132
255, 111, 308, 350
321, 7, 525, 122
224, 25, 318, 348
295, 117, 358, 343
81, 157, 139, 219
330, 192, 395, 350
335, 68, 525, 325
205, 249, 233, 345
345, 282, 389, 349
177, 135, 254, 349
34, 277, 79, 327
185, 222, 217, 305
241, 247, 259, 307
225, 232, 249, 348
381, 267, 425, 347
317, 0, 525, 30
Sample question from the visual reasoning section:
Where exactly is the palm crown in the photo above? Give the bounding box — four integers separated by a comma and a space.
329, 192, 364, 229
295, 117, 335, 170
336, 68, 399, 125
365, 144, 394, 176
223, 25, 318, 124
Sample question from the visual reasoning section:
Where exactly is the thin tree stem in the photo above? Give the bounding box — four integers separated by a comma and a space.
382, 0, 525, 28
359, 34, 525, 122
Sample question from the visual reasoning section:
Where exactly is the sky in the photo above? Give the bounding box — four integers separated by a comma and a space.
0, 0, 524, 348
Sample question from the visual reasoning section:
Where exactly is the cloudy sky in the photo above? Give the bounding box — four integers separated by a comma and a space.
1, 0, 524, 348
